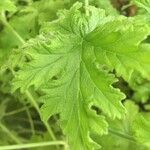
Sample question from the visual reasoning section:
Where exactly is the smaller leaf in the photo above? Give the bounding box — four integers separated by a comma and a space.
133, 113, 150, 147
0, 0, 16, 12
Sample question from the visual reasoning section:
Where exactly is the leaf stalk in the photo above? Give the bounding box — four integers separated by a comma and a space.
0, 141, 66, 150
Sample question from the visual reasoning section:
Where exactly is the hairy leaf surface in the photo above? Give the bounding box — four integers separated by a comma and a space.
12, 2, 150, 150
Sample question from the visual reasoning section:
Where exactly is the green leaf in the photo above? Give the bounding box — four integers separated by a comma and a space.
86, 19, 150, 81
70, 0, 118, 15
12, 3, 126, 149
12, 2, 150, 149
0, 0, 68, 70
93, 101, 148, 150
129, 71, 150, 103
0, 0, 16, 12
133, 113, 150, 147
33, 0, 70, 24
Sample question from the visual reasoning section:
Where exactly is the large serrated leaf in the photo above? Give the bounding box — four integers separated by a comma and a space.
11, 2, 150, 149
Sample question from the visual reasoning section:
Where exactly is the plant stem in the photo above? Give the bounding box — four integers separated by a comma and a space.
1, 12, 56, 141
25, 91, 56, 140
24, 106, 35, 135
1, 12, 25, 45
25, 91, 40, 113
0, 123, 21, 144
4, 106, 32, 116
85, 0, 89, 16
0, 141, 66, 150
4, 105, 35, 135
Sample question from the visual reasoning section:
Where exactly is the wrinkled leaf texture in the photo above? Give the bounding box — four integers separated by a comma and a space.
12, 2, 150, 150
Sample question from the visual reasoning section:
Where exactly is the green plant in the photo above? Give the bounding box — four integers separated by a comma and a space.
0, 0, 150, 150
